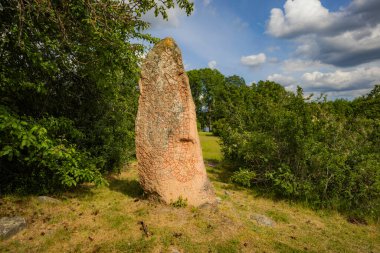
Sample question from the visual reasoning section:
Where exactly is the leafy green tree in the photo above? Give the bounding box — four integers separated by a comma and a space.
187, 68, 226, 131
0, 0, 193, 193
353, 84, 380, 120
225, 75, 246, 87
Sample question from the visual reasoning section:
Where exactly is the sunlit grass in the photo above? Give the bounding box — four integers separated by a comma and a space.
199, 131, 222, 162
0, 133, 379, 252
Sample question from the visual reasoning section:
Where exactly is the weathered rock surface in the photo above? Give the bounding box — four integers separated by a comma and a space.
37, 196, 61, 204
250, 213, 276, 227
136, 37, 216, 206
0, 217, 26, 240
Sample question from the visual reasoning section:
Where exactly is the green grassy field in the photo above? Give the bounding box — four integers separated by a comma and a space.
199, 132, 222, 163
1, 133, 379, 252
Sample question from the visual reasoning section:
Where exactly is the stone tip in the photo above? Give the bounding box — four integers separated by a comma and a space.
158, 37, 176, 48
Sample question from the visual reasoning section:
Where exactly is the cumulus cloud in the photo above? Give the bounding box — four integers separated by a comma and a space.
241, 53, 266, 67
316, 24, 380, 67
267, 0, 380, 67
267, 73, 296, 86
301, 66, 380, 92
208, 60, 217, 69
267, 0, 333, 38
282, 59, 325, 72
266, 65, 380, 100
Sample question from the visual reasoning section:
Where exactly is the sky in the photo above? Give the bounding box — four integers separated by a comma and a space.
143, 0, 380, 100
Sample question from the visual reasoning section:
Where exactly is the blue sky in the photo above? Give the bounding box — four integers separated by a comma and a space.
143, 0, 380, 100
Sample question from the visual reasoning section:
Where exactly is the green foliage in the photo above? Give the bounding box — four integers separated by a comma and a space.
230, 168, 256, 188
0, 106, 105, 193
187, 68, 227, 131
0, 0, 193, 193
171, 196, 188, 208
208, 79, 379, 219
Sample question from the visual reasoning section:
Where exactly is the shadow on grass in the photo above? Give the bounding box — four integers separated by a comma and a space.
205, 159, 235, 184
108, 178, 144, 198
62, 185, 96, 200
0, 184, 97, 202
205, 159, 291, 201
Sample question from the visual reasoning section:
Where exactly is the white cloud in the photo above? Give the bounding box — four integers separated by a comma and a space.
282, 59, 325, 72
267, 73, 296, 86
317, 24, 380, 66
266, 65, 380, 100
241, 53, 266, 67
301, 66, 380, 91
208, 60, 217, 69
267, 0, 333, 38
267, 0, 380, 67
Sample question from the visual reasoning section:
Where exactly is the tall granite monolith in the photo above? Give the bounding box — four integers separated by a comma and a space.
135, 37, 216, 206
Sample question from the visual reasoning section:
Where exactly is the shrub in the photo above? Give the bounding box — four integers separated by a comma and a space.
0, 106, 105, 194
230, 168, 256, 188
216, 81, 380, 219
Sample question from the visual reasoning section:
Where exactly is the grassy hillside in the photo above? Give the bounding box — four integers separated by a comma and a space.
1, 133, 379, 252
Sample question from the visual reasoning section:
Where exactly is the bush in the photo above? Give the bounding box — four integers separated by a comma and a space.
231, 168, 256, 188
216, 81, 380, 219
0, 106, 105, 194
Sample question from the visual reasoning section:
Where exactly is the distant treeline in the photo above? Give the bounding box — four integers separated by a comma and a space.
188, 68, 380, 219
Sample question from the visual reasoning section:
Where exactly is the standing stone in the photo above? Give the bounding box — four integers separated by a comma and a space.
136, 37, 216, 206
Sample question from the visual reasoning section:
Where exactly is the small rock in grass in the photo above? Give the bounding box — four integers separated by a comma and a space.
0, 216, 27, 240
38, 196, 61, 204
250, 213, 276, 227
169, 247, 181, 253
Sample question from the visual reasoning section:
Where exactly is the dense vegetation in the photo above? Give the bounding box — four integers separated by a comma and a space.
0, 0, 193, 193
188, 69, 380, 219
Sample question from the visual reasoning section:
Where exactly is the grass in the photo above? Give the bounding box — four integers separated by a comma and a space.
199, 131, 222, 163
1, 132, 379, 252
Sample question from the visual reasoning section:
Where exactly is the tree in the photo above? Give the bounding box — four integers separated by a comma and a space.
0, 0, 193, 193
225, 75, 246, 87
352, 84, 380, 120
187, 68, 225, 131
